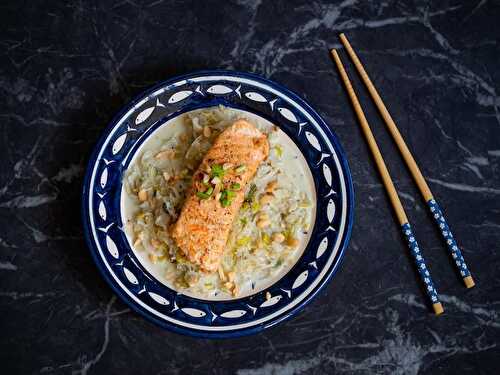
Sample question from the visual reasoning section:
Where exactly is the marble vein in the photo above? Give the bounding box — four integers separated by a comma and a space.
1, 0, 498, 373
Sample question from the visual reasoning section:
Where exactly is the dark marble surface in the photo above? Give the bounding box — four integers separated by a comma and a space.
1, 0, 499, 374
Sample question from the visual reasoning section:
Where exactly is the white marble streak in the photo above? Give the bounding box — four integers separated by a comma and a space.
0, 193, 57, 208
461, 163, 484, 180
15, 214, 81, 243
52, 164, 83, 183
0, 291, 57, 300
229, 0, 263, 62
0, 261, 18, 271
237, 298, 498, 375
464, 0, 489, 23
0, 113, 74, 127
233, 1, 468, 86
0, 133, 43, 196
1, 1, 498, 372
427, 178, 500, 195
341, 5, 462, 29
466, 156, 489, 166
75, 296, 116, 375
0, 236, 17, 248
421, 8, 459, 55
237, 357, 321, 375
397, 191, 416, 204
373, 47, 500, 126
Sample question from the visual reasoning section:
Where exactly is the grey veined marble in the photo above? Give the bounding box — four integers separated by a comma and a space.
0, 0, 499, 374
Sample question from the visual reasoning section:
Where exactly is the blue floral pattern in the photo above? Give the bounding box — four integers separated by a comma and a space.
428, 199, 471, 278
401, 223, 440, 304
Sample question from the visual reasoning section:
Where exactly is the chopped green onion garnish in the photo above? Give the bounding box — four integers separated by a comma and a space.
196, 191, 210, 199
230, 183, 241, 191
219, 188, 236, 207
210, 164, 225, 178
196, 186, 213, 200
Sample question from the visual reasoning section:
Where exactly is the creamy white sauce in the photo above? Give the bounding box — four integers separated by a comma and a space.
121, 107, 316, 300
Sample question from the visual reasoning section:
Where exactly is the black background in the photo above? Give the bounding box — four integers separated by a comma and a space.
1, 1, 499, 374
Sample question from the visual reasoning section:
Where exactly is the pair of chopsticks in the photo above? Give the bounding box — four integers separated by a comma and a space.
331, 34, 475, 315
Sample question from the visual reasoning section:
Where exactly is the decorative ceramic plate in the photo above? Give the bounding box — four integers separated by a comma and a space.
82, 70, 354, 338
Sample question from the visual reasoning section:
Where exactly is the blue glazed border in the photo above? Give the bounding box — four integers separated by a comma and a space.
81, 70, 355, 338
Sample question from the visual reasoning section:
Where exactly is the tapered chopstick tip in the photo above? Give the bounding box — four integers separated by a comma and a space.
464, 275, 475, 289
330, 50, 343, 67
433, 302, 444, 316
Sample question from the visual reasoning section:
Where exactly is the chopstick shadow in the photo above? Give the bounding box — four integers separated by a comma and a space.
49, 57, 215, 308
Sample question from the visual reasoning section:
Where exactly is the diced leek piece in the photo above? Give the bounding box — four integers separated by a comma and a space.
262, 233, 271, 245
236, 236, 251, 246
273, 144, 283, 158
235, 164, 246, 174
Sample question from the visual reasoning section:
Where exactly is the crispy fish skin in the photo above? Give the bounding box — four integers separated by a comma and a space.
171, 119, 269, 272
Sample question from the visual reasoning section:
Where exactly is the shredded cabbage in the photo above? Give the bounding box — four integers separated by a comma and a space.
124, 106, 313, 298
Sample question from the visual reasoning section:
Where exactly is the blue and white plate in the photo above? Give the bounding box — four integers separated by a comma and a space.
82, 70, 354, 338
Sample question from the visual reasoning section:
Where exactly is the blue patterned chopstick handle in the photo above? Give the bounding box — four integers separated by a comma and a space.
427, 199, 471, 279
401, 223, 440, 305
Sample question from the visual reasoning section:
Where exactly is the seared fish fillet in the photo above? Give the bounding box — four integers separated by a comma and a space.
172, 119, 269, 272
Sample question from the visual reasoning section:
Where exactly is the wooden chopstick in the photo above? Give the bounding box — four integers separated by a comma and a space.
331, 49, 444, 315
339, 33, 475, 289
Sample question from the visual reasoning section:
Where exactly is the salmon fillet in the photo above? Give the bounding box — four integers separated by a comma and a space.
171, 119, 269, 272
